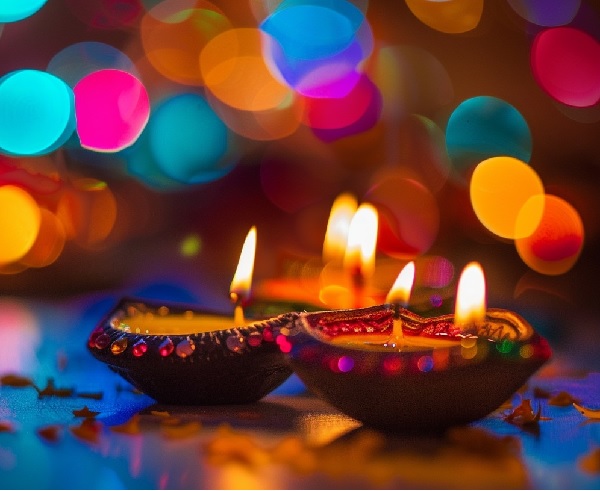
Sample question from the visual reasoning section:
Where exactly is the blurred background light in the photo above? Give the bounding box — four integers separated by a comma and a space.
0, 185, 41, 265
148, 92, 234, 184
140, 0, 231, 86
515, 194, 584, 275
0, 0, 48, 23
74, 69, 150, 153
470, 156, 544, 239
365, 175, 439, 258
445, 95, 532, 177
531, 27, 600, 108
404, 0, 484, 34
0, 70, 75, 156
47, 41, 138, 88
507, 0, 581, 27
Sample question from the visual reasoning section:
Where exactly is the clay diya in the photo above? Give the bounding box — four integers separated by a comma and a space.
87, 226, 299, 405
87, 296, 298, 405
282, 263, 551, 432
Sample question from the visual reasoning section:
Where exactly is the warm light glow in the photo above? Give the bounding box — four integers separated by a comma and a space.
322, 192, 358, 263
343, 203, 378, 279
230, 226, 257, 302
385, 261, 415, 305
454, 261, 486, 327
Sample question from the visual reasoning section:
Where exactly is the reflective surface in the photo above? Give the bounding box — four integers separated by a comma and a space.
1, 297, 600, 489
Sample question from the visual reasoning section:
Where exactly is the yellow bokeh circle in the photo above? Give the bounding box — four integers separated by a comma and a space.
0, 185, 41, 264
470, 156, 544, 239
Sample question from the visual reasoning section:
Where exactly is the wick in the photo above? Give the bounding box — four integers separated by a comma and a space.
230, 292, 246, 326
391, 303, 404, 340
349, 264, 365, 309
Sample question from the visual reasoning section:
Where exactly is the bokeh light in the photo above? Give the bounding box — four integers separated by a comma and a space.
260, 0, 365, 60
404, 0, 483, 34
507, 0, 581, 26
470, 156, 544, 239
47, 42, 138, 88
148, 93, 234, 184
0, 70, 75, 156
303, 73, 381, 132
205, 89, 304, 141
531, 27, 600, 108
370, 45, 454, 119
123, 128, 186, 191
445, 96, 532, 176
365, 175, 439, 258
74, 69, 150, 152
0, 299, 40, 375
200, 28, 293, 112
0, 185, 41, 265
19, 208, 66, 268
180, 234, 202, 257
141, 0, 231, 86
56, 178, 118, 248
0, 0, 48, 23
264, 15, 373, 98
515, 194, 584, 275
388, 115, 451, 193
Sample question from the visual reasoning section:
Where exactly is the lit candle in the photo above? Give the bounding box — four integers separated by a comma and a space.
113, 226, 257, 335
322, 192, 358, 264
385, 261, 415, 342
343, 203, 378, 308
230, 226, 256, 326
454, 261, 487, 328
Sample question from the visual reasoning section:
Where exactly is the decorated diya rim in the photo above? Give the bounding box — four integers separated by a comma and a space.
87, 297, 299, 366
288, 304, 551, 371
87, 297, 300, 405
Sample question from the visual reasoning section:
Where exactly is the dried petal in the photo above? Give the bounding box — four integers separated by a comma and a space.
579, 447, 600, 474
161, 421, 201, 439
72, 406, 100, 418
37, 425, 62, 443
1, 374, 35, 387
0, 421, 15, 433
573, 402, 600, 420
110, 414, 140, 435
504, 399, 543, 426
70, 419, 102, 444
549, 391, 580, 407
37, 379, 74, 398
77, 392, 103, 400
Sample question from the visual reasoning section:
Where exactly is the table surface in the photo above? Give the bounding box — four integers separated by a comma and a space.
1, 295, 600, 490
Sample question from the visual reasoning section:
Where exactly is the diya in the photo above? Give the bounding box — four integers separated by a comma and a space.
87, 226, 298, 405
281, 262, 552, 432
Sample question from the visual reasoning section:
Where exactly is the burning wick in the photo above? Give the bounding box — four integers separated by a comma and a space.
230, 226, 257, 326
343, 203, 378, 308
454, 261, 486, 329
385, 261, 415, 344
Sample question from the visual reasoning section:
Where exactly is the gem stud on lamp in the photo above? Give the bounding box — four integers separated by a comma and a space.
87, 226, 298, 405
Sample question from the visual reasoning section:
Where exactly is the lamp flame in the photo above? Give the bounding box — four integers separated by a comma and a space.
343, 203, 378, 280
322, 193, 358, 263
454, 261, 486, 327
230, 226, 257, 303
385, 261, 415, 306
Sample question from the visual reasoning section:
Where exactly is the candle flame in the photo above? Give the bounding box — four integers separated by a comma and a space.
322, 193, 358, 263
343, 203, 378, 279
230, 226, 256, 303
454, 261, 486, 327
385, 261, 415, 306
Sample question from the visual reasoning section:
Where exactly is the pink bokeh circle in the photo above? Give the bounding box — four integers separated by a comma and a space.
74, 69, 150, 152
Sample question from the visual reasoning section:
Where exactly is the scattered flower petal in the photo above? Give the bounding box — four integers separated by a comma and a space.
72, 405, 100, 418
